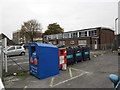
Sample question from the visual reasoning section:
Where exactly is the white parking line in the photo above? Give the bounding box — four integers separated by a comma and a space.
8, 61, 29, 66
51, 72, 89, 87
24, 85, 28, 89
8, 58, 28, 62
49, 77, 55, 87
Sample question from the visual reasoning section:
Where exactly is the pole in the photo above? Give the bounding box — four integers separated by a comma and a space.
0, 45, 2, 78
115, 18, 118, 35
4, 38, 8, 73
1, 39, 5, 71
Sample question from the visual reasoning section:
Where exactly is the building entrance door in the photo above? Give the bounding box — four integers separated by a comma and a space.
94, 40, 98, 49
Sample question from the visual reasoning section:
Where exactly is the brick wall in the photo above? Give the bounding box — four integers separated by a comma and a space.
100, 29, 115, 44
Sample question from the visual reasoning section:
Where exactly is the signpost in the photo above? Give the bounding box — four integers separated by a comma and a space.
0, 44, 2, 78
0, 38, 8, 78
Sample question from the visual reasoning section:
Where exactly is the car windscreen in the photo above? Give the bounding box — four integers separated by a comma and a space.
7, 47, 15, 51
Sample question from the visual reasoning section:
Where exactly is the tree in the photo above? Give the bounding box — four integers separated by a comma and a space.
44, 23, 64, 35
19, 19, 42, 43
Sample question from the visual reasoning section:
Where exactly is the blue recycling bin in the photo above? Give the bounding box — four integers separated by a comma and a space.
66, 47, 74, 64
82, 46, 90, 61
28, 42, 59, 79
74, 46, 83, 62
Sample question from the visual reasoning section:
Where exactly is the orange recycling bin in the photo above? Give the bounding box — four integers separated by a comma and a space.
58, 48, 67, 70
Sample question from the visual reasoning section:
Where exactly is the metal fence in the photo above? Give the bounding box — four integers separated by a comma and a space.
60, 43, 118, 51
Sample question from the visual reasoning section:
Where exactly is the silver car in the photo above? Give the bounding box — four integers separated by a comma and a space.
7, 46, 25, 56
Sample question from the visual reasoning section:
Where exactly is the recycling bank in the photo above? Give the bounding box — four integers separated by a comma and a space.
28, 42, 59, 79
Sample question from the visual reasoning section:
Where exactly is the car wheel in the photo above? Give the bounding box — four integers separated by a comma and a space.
21, 52, 25, 56
118, 53, 120, 56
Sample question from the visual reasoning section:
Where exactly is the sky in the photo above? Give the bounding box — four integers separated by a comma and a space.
0, 0, 119, 39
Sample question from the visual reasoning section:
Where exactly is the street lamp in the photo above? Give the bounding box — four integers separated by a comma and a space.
115, 18, 118, 35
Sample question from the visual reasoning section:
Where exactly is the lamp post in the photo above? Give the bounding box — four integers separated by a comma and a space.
115, 18, 118, 35
115, 18, 118, 50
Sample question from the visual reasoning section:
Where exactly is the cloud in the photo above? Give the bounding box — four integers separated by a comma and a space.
1, 0, 118, 39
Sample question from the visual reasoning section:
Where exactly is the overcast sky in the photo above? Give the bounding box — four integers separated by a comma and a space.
0, 0, 119, 39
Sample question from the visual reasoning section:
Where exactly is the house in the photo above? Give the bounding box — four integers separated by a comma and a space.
0, 33, 16, 46
43, 27, 115, 50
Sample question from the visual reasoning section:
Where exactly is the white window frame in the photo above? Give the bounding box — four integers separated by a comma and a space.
78, 40, 86, 45
81, 32, 85, 37
73, 32, 77, 38
63, 33, 69, 38
70, 41, 74, 44
59, 41, 65, 45
58, 34, 63, 39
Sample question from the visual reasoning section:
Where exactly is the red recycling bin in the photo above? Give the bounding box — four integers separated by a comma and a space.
58, 48, 67, 70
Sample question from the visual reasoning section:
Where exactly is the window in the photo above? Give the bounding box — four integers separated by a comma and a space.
79, 32, 81, 37
58, 34, 63, 39
89, 31, 93, 36
81, 32, 85, 37
52, 35, 58, 39
48, 36, 52, 40
53, 41, 56, 45
59, 41, 65, 45
93, 30, 97, 36
17, 46, 22, 49
7, 46, 15, 51
73, 32, 77, 38
70, 41, 74, 44
85, 31, 87, 36
63, 33, 69, 38
78, 40, 86, 45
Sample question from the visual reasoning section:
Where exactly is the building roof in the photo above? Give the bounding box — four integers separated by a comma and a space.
44, 27, 114, 36
64, 27, 114, 33
0, 33, 16, 45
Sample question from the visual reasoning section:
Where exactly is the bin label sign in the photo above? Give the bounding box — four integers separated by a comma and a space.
76, 53, 81, 56
59, 56, 65, 64
67, 55, 73, 59
30, 65, 38, 74
60, 60, 64, 64
85, 52, 89, 55
59, 56, 64, 60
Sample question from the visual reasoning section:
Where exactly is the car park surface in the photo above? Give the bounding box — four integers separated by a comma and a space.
3, 52, 118, 88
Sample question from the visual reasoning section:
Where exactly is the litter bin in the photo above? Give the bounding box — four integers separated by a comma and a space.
28, 42, 59, 79
66, 47, 74, 65
82, 46, 90, 61
74, 46, 83, 62
58, 48, 67, 70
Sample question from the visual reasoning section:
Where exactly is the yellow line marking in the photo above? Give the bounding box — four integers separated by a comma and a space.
70, 67, 89, 73
68, 68, 73, 78
49, 77, 55, 87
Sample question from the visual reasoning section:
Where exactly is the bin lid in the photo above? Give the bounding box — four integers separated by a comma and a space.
29, 42, 57, 48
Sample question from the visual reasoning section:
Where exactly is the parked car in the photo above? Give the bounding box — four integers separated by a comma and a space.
23, 44, 29, 49
118, 46, 120, 56
7, 46, 25, 56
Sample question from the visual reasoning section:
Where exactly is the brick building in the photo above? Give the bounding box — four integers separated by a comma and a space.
43, 27, 115, 50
